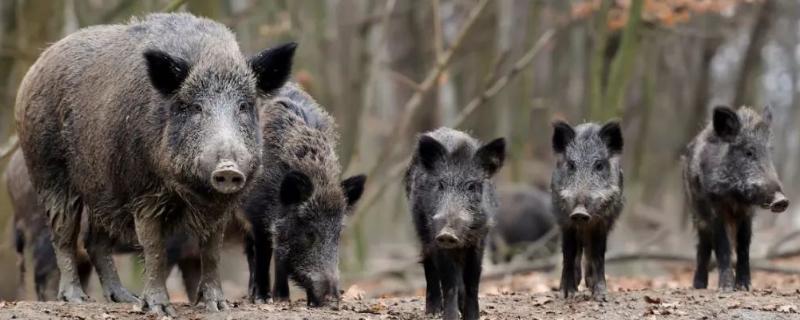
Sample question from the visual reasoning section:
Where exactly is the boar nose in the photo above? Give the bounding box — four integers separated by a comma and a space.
770, 191, 789, 213
570, 205, 591, 224
211, 161, 246, 194
435, 229, 461, 249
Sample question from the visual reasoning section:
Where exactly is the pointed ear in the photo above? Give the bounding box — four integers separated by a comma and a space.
249, 42, 297, 95
417, 135, 447, 171
599, 121, 623, 155
341, 174, 366, 209
279, 171, 313, 206
762, 105, 773, 126
475, 138, 506, 176
552, 120, 575, 154
712, 105, 741, 140
143, 50, 190, 96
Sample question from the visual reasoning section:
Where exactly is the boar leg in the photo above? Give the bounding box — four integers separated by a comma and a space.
436, 253, 460, 320
560, 227, 580, 298
44, 188, 90, 303
273, 256, 291, 301
734, 217, 752, 291
461, 246, 483, 320
134, 215, 175, 316
86, 227, 139, 303
587, 226, 608, 301
197, 219, 229, 312
246, 228, 272, 303
423, 256, 443, 314
177, 257, 202, 303
711, 216, 734, 292
693, 226, 713, 289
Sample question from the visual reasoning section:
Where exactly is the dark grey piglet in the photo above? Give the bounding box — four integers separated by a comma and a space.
405, 127, 505, 320
551, 120, 624, 301
683, 105, 789, 291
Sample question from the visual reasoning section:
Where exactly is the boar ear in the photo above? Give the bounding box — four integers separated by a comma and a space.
418, 135, 447, 171
341, 174, 366, 208
762, 105, 773, 126
250, 42, 297, 95
143, 50, 190, 96
599, 121, 623, 155
552, 121, 575, 154
280, 171, 314, 206
476, 138, 506, 176
713, 105, 741, 140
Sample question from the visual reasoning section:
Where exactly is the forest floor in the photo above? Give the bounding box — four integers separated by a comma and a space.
2, 267, 800, 320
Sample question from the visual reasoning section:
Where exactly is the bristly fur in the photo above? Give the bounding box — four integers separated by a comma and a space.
242, 82, 364, 305
683, 105, 786, 292
405, 127, 504, 320
550, 120, 624, 302
15, 12, 294, 312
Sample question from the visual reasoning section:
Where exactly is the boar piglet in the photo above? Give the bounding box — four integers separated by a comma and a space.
551, 120, 624, 301
683, 105, 789, 291
405, 128, 505, 320
241, 82, 366, 306
489, 185, 556, 264
15, 13, 296, 316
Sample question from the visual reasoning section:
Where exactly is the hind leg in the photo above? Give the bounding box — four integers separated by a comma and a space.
86, 225, 139, 303
693, 226, 712, 289
41, 187, 90, 302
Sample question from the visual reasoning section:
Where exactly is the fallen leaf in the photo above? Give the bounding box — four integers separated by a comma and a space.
532, 296, 553, 307
101, 313, 115, 320
644, 295, 662, 304
358, 302, 387, 315
778, 305, 798, 313
342, 285, 366, 302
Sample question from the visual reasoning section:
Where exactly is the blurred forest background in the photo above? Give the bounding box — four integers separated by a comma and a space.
2, 0, 800, 301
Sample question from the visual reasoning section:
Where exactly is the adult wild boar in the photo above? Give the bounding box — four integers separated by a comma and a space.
241, 82, 366, 306
551, 120, 624, 301
489, 184, 556, 264
684, 105, 789, 291
15, 13, 295, 315
405, 128, 505, 320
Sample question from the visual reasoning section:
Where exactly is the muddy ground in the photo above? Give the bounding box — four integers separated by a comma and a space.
1, 287, 799, 319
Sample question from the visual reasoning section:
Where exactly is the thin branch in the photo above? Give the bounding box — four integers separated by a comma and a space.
432, 0, 444, 63
351, 28, 556, 224
449, 29, 555, 127
384, 67, 423, 92
365, 0, 490, 181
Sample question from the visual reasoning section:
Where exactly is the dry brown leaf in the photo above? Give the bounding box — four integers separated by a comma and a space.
778, 304, 797, 313
342, 285, 366, 302
644, 295, 662, 304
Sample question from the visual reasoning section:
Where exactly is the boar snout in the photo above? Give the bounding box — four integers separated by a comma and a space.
435, 228, 462, 249
569, 205, 591, 224
306, 274, 340, 307
770, 191, 789, 213
211, 161, 246, 194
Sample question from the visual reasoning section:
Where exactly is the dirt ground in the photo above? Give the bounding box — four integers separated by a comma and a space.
0, 288, 799, 320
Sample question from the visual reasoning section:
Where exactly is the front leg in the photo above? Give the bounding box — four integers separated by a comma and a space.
436, 253, 460, 320
587, 225, 608, 301
735, 217, 752, 291
246, 228, 273, 304
560, 227, 579, 298
134, 216, 174, 316
197, 219, 229, 312
423, 255, 442, 315
712, 216, 734, 292
462, 245, 484, 320
273, 256, 291, 301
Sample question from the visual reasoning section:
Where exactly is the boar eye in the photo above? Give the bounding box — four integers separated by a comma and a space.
593, 160, 606, 172
744, 149, 755, 158
466, 181, 482, 193
437, 180, 446, 191
181, 103, 202, 114
239, 101, 252, 113
566, 160, 576, 172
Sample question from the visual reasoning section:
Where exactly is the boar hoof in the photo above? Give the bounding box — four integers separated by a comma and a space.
105, 286, 140, 303
58, 285, 91, 303
139, 291, 176, 317
735, 282, 750, 291
199, 286, 229, 312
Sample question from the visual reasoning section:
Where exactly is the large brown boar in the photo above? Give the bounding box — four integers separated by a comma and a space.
14, 13, 295, 315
